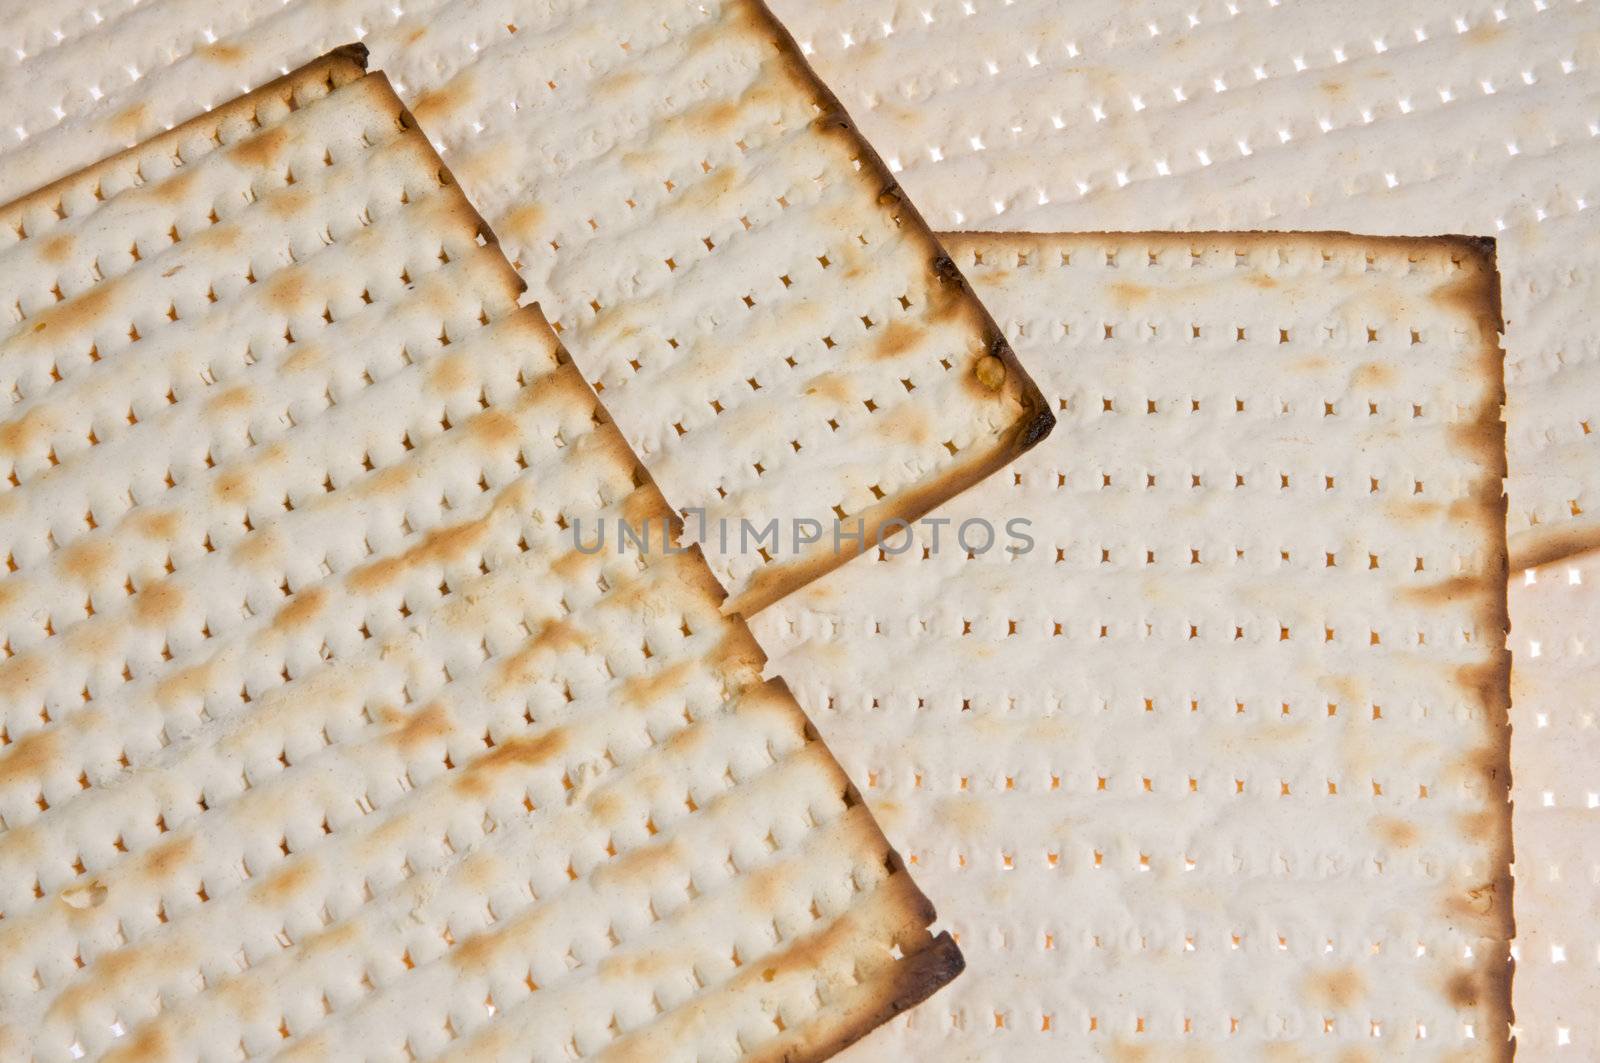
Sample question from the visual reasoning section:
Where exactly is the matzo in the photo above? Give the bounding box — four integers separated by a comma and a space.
0, 0, 1053, 615
768, 0, 1598, 565
751, 232, 1513, 1060
0, 50, 963, 1061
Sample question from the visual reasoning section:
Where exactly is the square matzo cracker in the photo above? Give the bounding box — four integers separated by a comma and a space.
752, 232, 1513, 1060
0, 49, 961, 1062
0, 0, 1054, 615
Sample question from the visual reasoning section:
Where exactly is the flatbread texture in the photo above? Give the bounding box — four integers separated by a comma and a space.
0, 0, 1052, 615
753, 3, 1600, 1052
772, 0, 1599, 572
1508, 548, 1600, 1054
0, 51, 961, 1061
750, 232, 1514, 1060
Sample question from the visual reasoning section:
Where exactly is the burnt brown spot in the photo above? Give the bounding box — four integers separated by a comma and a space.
451, 726, 568, 798
138, 834, 196, 882
1446, 969, 1480, 1009
133, 580, 184, 627
265, 268, 308, 312
1352, 361, 1394, 388
494, 617, 595, 694
878, 403, 932, 447
500, 202, 546, 239
155, 660, 214, 708
152, 168, 199, 207
212, 468, 250, 503
103, 1020, 170, 1063
267, 187, 311, 219
18, 277, 120, 343
130, 509, 180, 541
1372, 816, 1419, 848
550, 549, 593, 582
385, 702, 452, 753
412, 71, 476, 129
973, 354, 1007, 391
270, 586, 328, 634
1454, 660, 1513, 719
803, 371, 853, 404
621, 657, 697, 710
111, 103, 150, 142
231, 124, 291, 170
200, 41, 247, 64
0, 405, 55, 457
1109, 281, 1151, 308
207, 384, 253, 415
256, 858, 314, 904
592, 836, 684, 890
467, 408, 521, 454
1399, 575, 1479, 607
348, 506, 503, 594
1511, 524, 1600, 572
870, 320, 923, 361
39, 232, 74, 264
428, 351, 472, 394
60, 538, 115, 586
448, 899, 555, 973
0, 727, 59, 785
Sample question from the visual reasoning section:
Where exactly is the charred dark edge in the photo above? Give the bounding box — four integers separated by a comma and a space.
1468, 235, 1518, 1059
948, 227, 1520, 1052
742, 2, 1055, 429
753, 933, 966, 1063
1511, 521, 1600, 573
378, 73, 529, 300
0, 45, 372, 217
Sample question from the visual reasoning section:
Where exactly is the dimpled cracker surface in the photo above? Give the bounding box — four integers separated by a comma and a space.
770, 0, 1599, 572
749, 232, 1514, 1060
0, 0, 1052, 615
0, 52, 963, 1062
1507, 547, 1600, 1054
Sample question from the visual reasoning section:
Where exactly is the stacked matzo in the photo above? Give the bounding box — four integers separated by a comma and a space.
752, 233, 1514, 1060
0, 49, 961, 1060
0, 0, 1053, 614
760, 2, 1600, 1051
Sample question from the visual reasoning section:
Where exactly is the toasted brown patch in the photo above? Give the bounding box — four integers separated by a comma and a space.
412, 71, 475, 129
0, 405, 54, 457
110, 103, 150, 142
1352, 361, 1395, 388
264, 267, 308, 312
385, 702, 452, 753
39, 232, 73, 264
231, 124, 291, 170
132, 580, 184, 627
200, 40, 247, 64
0, 727, 59, 785
269, 586, 328, 633
869, 320, 922, 360
1372, 816, 1419, 848
1109, 280, 1151, 308
1308, 966, 1365, 1009
17, 276, 119, 342
129, 509, 180, 541
59, 538, 115, 585
451, 727, 568, 798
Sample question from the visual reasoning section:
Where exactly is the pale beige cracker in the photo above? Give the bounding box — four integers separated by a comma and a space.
768, 0, 1598, 570
1507, 547, 1600, 1055
0, 50, 961, 1062
751, 232, 1513, 1060
0, 0, 1053, 614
